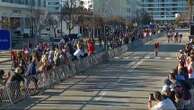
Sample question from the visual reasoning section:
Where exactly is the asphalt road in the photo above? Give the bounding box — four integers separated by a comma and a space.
3, 32, 188, 110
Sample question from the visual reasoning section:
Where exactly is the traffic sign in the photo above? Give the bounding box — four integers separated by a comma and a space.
0, 30, 11, 50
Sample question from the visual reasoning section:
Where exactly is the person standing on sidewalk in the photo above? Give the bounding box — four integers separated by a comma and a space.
154, 41, 160, 57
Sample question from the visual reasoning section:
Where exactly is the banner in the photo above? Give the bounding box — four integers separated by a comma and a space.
0, 30, 11, 50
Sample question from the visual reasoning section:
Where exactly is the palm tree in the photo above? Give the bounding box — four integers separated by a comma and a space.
188, 0, 193, 23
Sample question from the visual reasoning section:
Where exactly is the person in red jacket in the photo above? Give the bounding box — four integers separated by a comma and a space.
87, 38, 95, 56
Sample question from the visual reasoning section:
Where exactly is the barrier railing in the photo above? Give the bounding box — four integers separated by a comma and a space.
0, 44, 127, 106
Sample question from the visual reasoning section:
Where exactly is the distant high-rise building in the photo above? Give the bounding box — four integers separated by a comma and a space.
141, 0, 190, 23
46, 0, 61, 13
93, 0, 140, 20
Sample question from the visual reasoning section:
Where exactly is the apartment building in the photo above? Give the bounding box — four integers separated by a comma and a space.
0, 0, 47, 34
141, 0, 189, 23
93, 0, 140, 20
46, 0, 61, 13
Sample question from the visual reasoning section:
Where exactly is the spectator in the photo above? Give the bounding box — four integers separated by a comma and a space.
48, 48, 54, 68
11, 51, 17, 68
53, 47, 60, 66
4, 71, 11, 86
186, 56, 194, 79
161, 85, 176, 104
11, 67, 24, 84
62, 45, 70, 65
25, 57, 38, 95
147, 91, 176, 110
176, 65, 187, 81
73, 42, 85, 60
161, 79, 174, 93
87, 38, 95, 56
175, 92, 185, 110
10, 67, 25, 97
0, 70, 5, 86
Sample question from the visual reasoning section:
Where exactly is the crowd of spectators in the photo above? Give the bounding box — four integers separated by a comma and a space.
148, 38, 194, 110
0, 29, 139, 88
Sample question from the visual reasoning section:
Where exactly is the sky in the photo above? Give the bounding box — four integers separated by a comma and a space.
82, 0, 92, 9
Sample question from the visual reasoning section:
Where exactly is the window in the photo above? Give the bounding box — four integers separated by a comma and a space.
48, 2, 60, 5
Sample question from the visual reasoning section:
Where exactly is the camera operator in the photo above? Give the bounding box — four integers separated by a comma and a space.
147, 91, 176, 110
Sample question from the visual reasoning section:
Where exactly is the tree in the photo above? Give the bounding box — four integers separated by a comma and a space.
135, 9, 153, 25
46, 15, 59, 38
141, 13, 153, 25
62, 0, 80, 34
32, 9, 47, 38
28, 2, 47, 42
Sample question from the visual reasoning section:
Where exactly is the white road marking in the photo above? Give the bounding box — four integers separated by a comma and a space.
128, 54, 150, 72
154, 57, 160, 59
134, 57, 140, 59
130, 59, 144, 70
128, 61, 136, 67
96, 92, 107, 101
144, 56, 151, 59
165, 57, 172, 60
124, 57, 129, 59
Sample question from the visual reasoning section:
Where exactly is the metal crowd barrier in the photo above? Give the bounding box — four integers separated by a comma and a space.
107, 45, 128, 59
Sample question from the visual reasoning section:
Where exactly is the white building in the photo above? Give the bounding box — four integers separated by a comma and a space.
0, 0, 47, 35
93, 0, 140, 20
141, 0, 189, 23
46, 0, 61, 13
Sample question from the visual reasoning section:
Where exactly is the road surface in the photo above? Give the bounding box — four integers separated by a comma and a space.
3, 32, 188, 110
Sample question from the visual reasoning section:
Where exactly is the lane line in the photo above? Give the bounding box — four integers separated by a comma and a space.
128, 54, 151, 72
96, 91, 107, 101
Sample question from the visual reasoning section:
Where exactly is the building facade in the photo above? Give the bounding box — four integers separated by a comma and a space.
141, 0, 189, 23
93, 0, 140, 20
46, 0, 61, 13
0, 0, 47, 34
